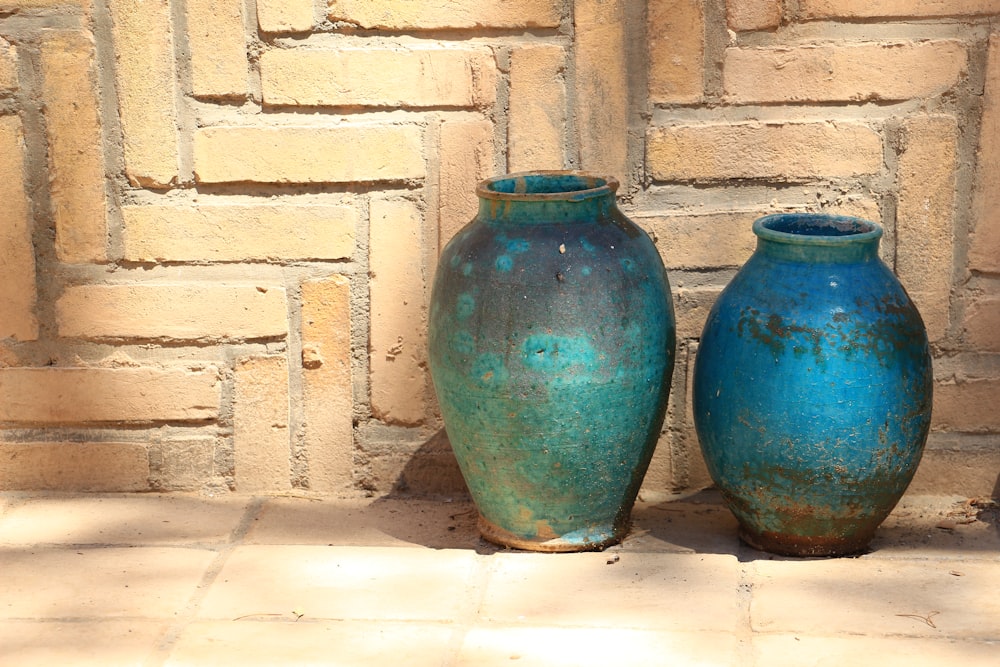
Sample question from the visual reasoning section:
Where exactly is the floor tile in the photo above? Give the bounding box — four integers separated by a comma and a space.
165, 620, 454, 667
457, 627, 740, 667
479, 552, 741, 632
753, 634, 1000, 667
868, 494, 1000, 558
751, 558, 1000, 639
627, 494, 741, 554
246, 496, 479, 549
0, 547, 216, 619
198, 545, 483, 622
0, 491, 995, 664
0, 494, 249, 546
0, 620, 167, 666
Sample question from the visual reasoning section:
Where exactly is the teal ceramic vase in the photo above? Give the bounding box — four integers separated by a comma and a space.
428, 171, 676, 551
693, 213, 933, 556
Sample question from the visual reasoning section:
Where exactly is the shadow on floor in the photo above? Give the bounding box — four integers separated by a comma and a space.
373, 431, 1000, 559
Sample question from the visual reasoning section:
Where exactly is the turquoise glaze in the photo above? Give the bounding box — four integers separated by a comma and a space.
693, 213, 932, 556
428, 172, 676, 551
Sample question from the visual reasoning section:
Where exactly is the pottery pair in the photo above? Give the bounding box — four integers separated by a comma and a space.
427, 171, 932, 557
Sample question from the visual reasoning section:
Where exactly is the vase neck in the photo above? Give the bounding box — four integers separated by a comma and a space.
753, 213, 882, 264
477, 171, 618, 225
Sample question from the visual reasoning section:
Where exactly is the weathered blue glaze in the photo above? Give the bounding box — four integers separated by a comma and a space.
428, 171, 676, 551
693, 213, 932, 557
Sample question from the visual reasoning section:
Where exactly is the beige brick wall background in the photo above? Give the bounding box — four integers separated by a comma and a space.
0, 0, 996, 497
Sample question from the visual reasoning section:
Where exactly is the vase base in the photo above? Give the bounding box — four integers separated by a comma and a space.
478, 515, 627, 553
738, 525, 873, 558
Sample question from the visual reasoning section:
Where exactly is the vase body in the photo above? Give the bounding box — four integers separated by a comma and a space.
693, 213, 932, 557
428, 172, 676, 551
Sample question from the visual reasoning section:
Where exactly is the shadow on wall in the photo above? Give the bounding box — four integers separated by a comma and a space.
388, 428, 469, 498
985, 473, 1000, 538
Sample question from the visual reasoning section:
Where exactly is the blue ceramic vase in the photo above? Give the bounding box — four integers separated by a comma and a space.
693, 213, 932, 556
428, 172, 676, 551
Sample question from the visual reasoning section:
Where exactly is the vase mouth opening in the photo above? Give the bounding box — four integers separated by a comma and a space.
478, 171, 619, 202
754, 213, 883, 245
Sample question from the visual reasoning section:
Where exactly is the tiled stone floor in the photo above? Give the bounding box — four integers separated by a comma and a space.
0, 489, 997, 666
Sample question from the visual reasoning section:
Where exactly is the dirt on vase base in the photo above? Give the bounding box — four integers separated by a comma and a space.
477, 513, 629, 552
738, 525, 877, 558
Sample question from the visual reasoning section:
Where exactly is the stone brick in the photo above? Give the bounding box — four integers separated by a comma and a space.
151, 437, 215, 491
724, 41, 967, 104
301, 275, 354, 491
642, 201, 883, 270
326, 0, 562, 29
233, 355, 291, 493
674, 286, 721, 340
261, 46, 496, 108
640, 211, 758, 270
187, 0, 248, 98
727, 0, 781, 31
575, 0, 628, 180
910, 443, 1000, 497
933, 379, 1000, 432
962, 293, 1000, 352
122, 202, 357, 262
438, 118, 494, 247
371, 432, 467, 496
648, 0, 704, 104
0, 442, 148, 491
0, 367, 220, 423
969, 33, 1000, 274
508, 44, 566, 172
0, 39, 16, 91
193, 124, 424, 184
0, 0, 89, 7
39, 30, 107, 264
641, 439, 675, 499
896, 115, 958, 343
369, 197, 427, 425
355, 427, 462, 495
647, 121, 883, 181
682, 343, 714, 490
56, 284, 289, 341
800, 0, 999, 19
642, 346, 700, 498
109, 0, 179, 187
832, 198, 884, 225
257, 0, 313, 32
0, 115, 38, 341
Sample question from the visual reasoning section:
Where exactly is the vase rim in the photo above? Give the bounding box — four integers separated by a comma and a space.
753, 213, 883, 245
477, 170, 619, 202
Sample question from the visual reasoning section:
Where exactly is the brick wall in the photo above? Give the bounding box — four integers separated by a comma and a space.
0, 0, 996, 497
